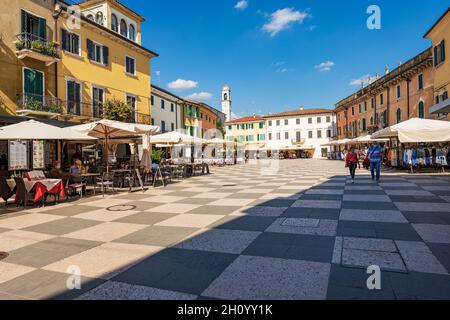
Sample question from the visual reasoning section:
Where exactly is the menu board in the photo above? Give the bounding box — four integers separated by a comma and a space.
33, 140, 45, 169
8, 140, 29, 171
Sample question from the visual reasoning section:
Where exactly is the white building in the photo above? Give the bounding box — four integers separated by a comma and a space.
151, 85, 182, 133
265, 108, 336, 158
221, 85, 232, 122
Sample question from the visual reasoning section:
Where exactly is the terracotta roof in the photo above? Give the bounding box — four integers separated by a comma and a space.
225, 115, 263, 125
264, 108, 334, 118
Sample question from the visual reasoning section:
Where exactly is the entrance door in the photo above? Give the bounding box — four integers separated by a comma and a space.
23, 68, 44, 104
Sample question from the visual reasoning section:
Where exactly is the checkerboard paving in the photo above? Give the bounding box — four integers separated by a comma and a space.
1, 159, 450, 300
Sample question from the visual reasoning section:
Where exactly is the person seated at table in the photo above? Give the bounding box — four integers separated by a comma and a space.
50, 161, 64, 178
87, 158, 98, 173
70, 159, 82, 176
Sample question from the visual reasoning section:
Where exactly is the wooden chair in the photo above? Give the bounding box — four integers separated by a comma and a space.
67, 174, 87, 199
14, 177, 35, 208
0, 176, 15, 206
97, 172, 115, 197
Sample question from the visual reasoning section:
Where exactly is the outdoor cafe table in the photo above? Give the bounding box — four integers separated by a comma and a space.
7, 178, 66, 203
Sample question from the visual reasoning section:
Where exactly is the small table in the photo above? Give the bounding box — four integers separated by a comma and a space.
112, 170, 132, 188
81, 173, 101, 195
7, 178, 65, 204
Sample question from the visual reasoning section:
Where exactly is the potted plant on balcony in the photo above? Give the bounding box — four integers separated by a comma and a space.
15, 40, 25, 51
31, 40, 43, 53
103, 99, 133, 122
25, 98, 44, 112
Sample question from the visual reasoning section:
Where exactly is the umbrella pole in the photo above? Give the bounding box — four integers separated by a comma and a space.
105, 129, 109, 174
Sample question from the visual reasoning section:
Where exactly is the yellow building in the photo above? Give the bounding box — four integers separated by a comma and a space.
425, 7, 450, 116
0, 0, 157, 125
225, 115, 266, 152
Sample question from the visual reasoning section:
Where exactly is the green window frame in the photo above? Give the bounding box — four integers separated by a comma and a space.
418, 101, 425, 118
396, 108, 402, 123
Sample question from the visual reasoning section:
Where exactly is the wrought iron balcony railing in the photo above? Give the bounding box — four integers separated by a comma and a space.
17, 93, 63, 114
15, 32, 60, 59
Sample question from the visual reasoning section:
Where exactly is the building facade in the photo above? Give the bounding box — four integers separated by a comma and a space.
198, 102, 225, 139
425, 8, 450, 116
0, 0, 157, 125
150, 85, 182, 133
335, 48, 436, 140
225, 115, 266, 151
265, 109, 336, 159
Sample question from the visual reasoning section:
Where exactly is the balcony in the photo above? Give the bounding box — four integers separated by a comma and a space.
16, 93, 63, 118
15, 33, 60, 66
292, 139, 306, 146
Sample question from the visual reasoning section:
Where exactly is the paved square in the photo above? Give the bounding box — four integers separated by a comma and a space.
1, 159, 450, 300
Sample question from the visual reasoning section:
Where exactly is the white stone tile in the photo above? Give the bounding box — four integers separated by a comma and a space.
74, 209, 141, 222
145, 203, 202, 214
340, 209, 407, 223
413, 224, 450, 244
343, 195, 391, 202
0, 230, 55, 252
396, 241, 448, 275
192, 192, 233, 199
155, 214, 224, 228
140, 195, 186, 203
63, 222, 147, 242
342, 249, 406, 272
395, 202, 450, 212
207, 198, 256, 207
0, 214, 64, 230
0, 262, 36, 284
305, 189, 344, 195
332, 237, 343, 264
292, 200, 341, 209
343, 237, 397, 252
266, 218, 338, 236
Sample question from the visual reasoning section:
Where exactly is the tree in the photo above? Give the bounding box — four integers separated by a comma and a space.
103, 99, 133, 122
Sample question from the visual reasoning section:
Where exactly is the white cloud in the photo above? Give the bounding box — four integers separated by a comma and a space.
273, 61, 286, 67
185, 92, 213, 101
155, 71, 161, 76
234, 0, 248, 10
167, 79, 198, 91
277, 68, 288, 73
315, 61, 335, 72
349, 74, 372, 86
262, 8, 309, 37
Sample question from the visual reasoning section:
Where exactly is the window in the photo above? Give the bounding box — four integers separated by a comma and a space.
92, 86, 104, 118
269, 133, 272, 140
418, 74, 424, 91
397, 85, 401, 99
362, 118, 367, 131
171, 123, 175, 131
61, 29, 80, 56
308, 131, 313, 139
126, 95, 137, 121
418, 101, 425, 119
371, 97, 375, 109
224, 93, 228, 101
151, 118, 154, 125
128, 24, 135, 41
120, 19, 127, 37
95, 12, 104, 25
111, 14, 118, 32
296, 119, 300, 125
285, 132, 289, 140
326, 116, 331, 123
21, 10, 46, 40
327, 130, 331, 138
364, 101, 367, 112
125, 56, 136, 75
276, 133, 281, 140
161, 100, 165, 109
434, 40, 446, 67
396, 108, 402, 123
259, 122, 264, 129
86, 14, 94, 21
317, 117, 322, 123
171, 103, 174, 112
66, 80, 81, 115
317, 130, 322, 138
268, 120, 272, 126
87, 39, 108, 65
161, 121, 166, 132
284, 119, 288, 125
151, 96, 154, 106
358, 104, 362, 114
308, 118, 312, 124
351, 107, 355, 116
380, 93, 384, 105
276, 120, 280, 126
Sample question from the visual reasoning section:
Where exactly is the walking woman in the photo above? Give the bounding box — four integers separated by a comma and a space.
345, 148, 360, 184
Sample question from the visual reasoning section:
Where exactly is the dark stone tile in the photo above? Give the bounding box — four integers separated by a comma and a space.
165, 191, 206, 198
40, 205, 101, 217
112, 248, 237, 295
389, 196, 447, 203
23, 218, 102, 236
344, 190, 387, 195
428, 243, 450, 274
402, 212, 450, 225
282, 207, 340, 220
209, 216, 277, 232
243, 232, 335, 263
254, 199, 296, 207
114, 193, 154, 201
388, 272, 450, 300
115, 212, 178, 225
300, 195, 344, 201
327, 285, 396, 300
0, 270, 104, 300
341, 201, 398, 211
225, 193, 265, 199
187, 206, 241, 215
174, 198, 218, 205
337, 221, 421, 241
4, 238, 102, 268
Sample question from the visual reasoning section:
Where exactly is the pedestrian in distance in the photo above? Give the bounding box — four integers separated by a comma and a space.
368, 142, 383, 182
345, 148, 360, 184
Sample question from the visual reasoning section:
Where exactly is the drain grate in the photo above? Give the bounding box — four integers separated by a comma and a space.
0, 252, 9, 261
107, 205, 137, 212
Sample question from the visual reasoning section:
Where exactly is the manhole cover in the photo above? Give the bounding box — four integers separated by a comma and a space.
0, 252, 9, 261
107, 205, 137, 212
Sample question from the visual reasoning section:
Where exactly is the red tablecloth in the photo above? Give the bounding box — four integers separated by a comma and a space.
33, 181, 66, 203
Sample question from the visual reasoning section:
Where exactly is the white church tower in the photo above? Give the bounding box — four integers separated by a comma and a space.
221, 85, 232, 122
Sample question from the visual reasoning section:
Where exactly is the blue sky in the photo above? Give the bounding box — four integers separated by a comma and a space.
121, 0, 448, 118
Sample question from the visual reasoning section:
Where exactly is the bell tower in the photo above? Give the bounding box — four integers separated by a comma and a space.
221, 85, 232, 122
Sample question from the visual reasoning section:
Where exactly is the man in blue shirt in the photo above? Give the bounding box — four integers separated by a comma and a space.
368, 143, 383, 182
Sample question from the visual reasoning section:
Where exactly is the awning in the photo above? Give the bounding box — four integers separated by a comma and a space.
371, 118, 450, 143
350, 135, 389, 144
430, 99, 450, 114
150, 131, 205, 145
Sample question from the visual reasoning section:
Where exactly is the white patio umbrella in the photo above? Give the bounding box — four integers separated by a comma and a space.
71, 119, 160, 172
150, 131, 205, 145
350, 135, 389, 144
0, 120, 96, 141
371, 118, 450, 143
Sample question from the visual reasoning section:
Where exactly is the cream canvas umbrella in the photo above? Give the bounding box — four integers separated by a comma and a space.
0, 120, 96, 141
371, 118, 450, 143
71, 119, 160, 172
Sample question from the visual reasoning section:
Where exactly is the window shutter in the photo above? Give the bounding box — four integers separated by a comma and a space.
61, 29, 67, 51
434, 46, 439, 66
75, 83, 81, 103
38, 18, 46, 40
441, 40, 446, 62
21, 10, 27, 34
87, 39, 94, 60
102, 46, 109, 65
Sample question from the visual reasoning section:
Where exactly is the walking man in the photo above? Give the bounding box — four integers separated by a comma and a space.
368, 142, 383, 182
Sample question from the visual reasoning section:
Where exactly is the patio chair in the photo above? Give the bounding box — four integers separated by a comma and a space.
0, 176, 15, 206
160, 165, 172, 184
14, 177, 35, 208
193, 164, 203, 176
67, 174, 87, 199
172, 164, 185, 180
97, 172, 115, 197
